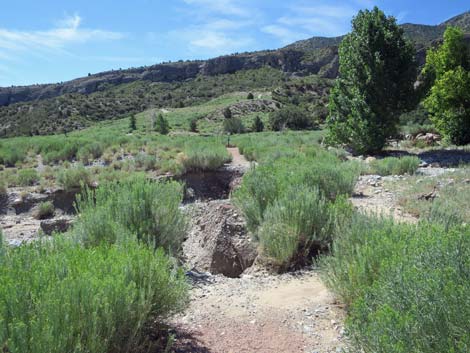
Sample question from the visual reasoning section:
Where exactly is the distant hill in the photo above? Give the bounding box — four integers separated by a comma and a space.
1, 11, 469, 137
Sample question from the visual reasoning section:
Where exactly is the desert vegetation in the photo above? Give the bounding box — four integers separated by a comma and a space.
0, 4, 470, 353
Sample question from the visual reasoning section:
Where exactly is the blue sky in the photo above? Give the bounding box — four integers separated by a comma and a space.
0, 0, 468, 86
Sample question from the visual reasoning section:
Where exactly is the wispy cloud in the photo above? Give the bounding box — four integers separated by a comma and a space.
182, 0, 250, 17
0, 14, 124, 59
263, 1, 366, 43
165, 0, 256, 55
261, 25, 308, 45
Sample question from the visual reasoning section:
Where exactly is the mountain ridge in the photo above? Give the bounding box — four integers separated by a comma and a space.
1, 11, 470, 136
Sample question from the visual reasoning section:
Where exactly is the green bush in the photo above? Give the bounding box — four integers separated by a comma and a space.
77, 142, 104, 164
134, 152, 157, 171
368, 156, 420, 175
74, 176, 186, 251
252, 116, 264, 132
0, 236, 188, 353
0, 145, 27, 167
269, 105, 315, 131
57, 165, 92, 190
182, 142, 231, 172
17, 169, 39, 186
223, 117, 244, 134
258, 187, 352, 269
234, 149, 358, 268
34, 201, 55, 220
321, 216, 470, 353
234, 154, 358, 232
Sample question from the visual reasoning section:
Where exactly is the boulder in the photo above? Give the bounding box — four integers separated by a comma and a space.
40, 218, 73, 235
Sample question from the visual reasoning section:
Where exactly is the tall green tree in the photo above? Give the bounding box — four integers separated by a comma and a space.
326, 7, 417, 154
423, 27, 470, 145
155, 114, 170, 135
129, 115, 137, 131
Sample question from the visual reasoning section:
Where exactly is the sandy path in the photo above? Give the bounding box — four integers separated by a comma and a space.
227, 147, 251, 169
171, 271, 347, 353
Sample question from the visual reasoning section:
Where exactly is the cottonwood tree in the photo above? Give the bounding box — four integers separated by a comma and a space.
326, 7, 417, 154
423, 27, 470, 145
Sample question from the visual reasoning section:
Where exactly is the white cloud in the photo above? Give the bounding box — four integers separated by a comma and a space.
183, 0, 249, 17
0, 14, 124, 55
261, 25, 308, 45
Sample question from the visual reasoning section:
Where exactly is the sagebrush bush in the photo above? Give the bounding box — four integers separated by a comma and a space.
368, 156, 420, 175
321, 216, 470, 353
34, 201, 55, 220
17, 168, 39, 186
234, 154, 359, 232
181, 142, 231, 172
57, 165, 92, 190
0, 236, 188, 353
258, 187, 352, 269
74, 176, 187, 251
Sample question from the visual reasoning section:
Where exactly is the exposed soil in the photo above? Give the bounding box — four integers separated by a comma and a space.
351, 174, 418, 223
170, 148, 348, 353
170, 271, 347, 353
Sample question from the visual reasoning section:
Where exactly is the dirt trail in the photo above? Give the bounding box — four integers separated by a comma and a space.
227, 147, 251, 169
171, 271, 347, 353
170, 148, 348, 353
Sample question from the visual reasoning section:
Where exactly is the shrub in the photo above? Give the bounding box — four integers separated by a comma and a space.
247, 92, 254, 99
34, 201, 55, 220
17, 168, 39, 186
0, 146, 27, 167
129, 114, 137, 131
223, 117, 245, 134
223, 107, 232, 119
73, 176, 187, 251
269, 105, 315, 131
189, 118, 198, 132
57, 165, 92, 190
0, 179, 6, 197
252, 116, 264, 132
234, 154, 358, 232
155, 114, 170, 135
321, 216, 470, 353
0, 236, 188, 353
368, 156, 420, 175
181, 142, 231, 172
134, 152, 157, 171
258, 187, 352, 269
77, 142, 104, 164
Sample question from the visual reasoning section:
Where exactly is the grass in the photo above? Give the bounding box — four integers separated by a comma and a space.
181, 140, 231, 172
57, 165, 92, 191
368, 156, 420, 176
396, 167, 470, 226
73, 176, 187, 251
34, 201, 55, 220
17, 169, 39, 186
321, 216, 470, 353
0, 235, 188, 353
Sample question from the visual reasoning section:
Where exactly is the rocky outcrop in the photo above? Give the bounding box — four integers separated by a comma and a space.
0, 49, 335, 107
40, 217, 73, 235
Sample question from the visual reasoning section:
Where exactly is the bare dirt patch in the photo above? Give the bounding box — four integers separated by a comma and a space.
171, 271, 347, 353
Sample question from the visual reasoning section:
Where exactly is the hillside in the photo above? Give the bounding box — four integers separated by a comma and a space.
1, 11, 470, 137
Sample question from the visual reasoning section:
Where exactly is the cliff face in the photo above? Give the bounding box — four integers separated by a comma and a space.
0, 49, 337, 107
1, 11, 469, 109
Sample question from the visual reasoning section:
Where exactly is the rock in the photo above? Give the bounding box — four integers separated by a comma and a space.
183, 200, 258, 278
40, 218, 73, 235
365, 156, 376, 164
